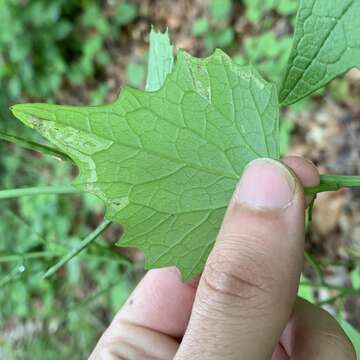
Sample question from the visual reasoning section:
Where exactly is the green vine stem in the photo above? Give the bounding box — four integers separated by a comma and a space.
0, 185, 79, 200
43, 219, 112, 279
300, 281, 360, 294
305, 174, 360, 195
304, 250, 325, 286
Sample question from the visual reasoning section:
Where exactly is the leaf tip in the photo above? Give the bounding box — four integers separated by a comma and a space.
10, 104, 32, 127
10, 103, 57, 128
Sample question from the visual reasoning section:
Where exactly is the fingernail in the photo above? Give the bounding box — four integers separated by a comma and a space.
235, 158, 296, 209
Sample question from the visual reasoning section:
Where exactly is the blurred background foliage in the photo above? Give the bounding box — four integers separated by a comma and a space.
0, 0, 359, 358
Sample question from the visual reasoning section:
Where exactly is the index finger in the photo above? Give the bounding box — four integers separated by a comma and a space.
116, 267, 199, 338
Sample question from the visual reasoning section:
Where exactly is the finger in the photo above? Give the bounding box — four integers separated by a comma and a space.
117, 267, 199, 337
176, 158, 307, 359
89, 267, 198, 359
89, 321, 179, 360
91, 157, 318, 349
91, 157, 319, 359
281, 156, 320, 207
272, 344, 289, 360
281, 298, 356, 359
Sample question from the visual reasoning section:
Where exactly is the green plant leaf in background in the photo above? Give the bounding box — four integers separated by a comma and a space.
11, 49, 279, 280
145, 28, 174, 92
126, 63, 146, 88
297, 275, 316, 303
192, 18, 210, 37
235, 32, 294, 83
279, 118, 295, 156
280, 0, 360, 106
115, 1, 138, 26
351, 267, 360, 289
210, 0, 232, 22
243, 0, 298, 23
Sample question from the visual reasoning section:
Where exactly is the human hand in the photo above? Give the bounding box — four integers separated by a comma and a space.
89, 157, 356, 360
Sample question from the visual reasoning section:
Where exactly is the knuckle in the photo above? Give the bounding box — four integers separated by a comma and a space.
203, 256, 263, 300
97, 339, 164, 360
201, 233, 274, 307
94, 322, 166, 360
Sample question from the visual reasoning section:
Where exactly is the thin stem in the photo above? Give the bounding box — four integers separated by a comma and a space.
43, 219, 112, 279
304, 251, 325, 285
300, 281, 360, 306
0, 185, 79, 200
0, 130, 73, 163
300, 281, 360, 293
315, 291, 357, 306
305, 174, 360, 195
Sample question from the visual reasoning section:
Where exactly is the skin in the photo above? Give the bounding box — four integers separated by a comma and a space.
89, 156, 356, 360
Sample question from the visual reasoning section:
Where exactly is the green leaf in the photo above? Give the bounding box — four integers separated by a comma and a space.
243, 0, 297, 23
279, 118, 294, 156
192, 18, 209, 37
11, 49, 279, 280
145, 28, 174, 92
298, 276, 316, 303
242, 33, 293, 83
204, 29, 235, 52
351, 267, 360, 289
115, 2, 138, 26
280, 0, 360, 106
210, 0, 232, 22
126, 63, 146, 88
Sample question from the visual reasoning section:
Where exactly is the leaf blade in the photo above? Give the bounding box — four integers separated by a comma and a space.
280, 0, 360, 106
12, 49, 279, 280
145, 28, 174, 92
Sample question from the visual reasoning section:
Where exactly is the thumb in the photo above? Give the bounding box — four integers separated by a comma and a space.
175, 158, 307, 360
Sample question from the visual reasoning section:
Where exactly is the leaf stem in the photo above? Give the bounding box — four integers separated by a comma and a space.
316, 291, 358, 306
300, 281, 360, 294
0, 186, 79, 200
304, 251, 325, 286
300, 281, 360, 306
43, 219, 112, 279
305, 174, 360, 195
